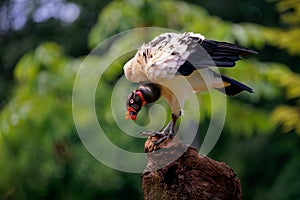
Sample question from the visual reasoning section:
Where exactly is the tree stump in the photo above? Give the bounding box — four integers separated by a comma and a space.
142, 136, 242, 200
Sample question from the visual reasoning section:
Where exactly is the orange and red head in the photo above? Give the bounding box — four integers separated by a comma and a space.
126, 83, 161, 121
126, 90, 147, 120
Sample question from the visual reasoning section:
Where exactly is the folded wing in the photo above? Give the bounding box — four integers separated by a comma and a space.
178, 39, 257, 75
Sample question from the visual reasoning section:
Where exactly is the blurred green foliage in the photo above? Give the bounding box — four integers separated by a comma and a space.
0, 0, 300, 199
0, 43, 141, 199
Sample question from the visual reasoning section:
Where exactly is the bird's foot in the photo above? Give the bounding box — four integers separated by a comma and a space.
141, 130, 163, 137
141, 130, 174, 151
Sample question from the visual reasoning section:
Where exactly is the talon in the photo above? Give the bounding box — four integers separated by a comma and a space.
142, 126, 175, 151
141, 130, 162, 137
153, 132, 174, 146
153, 135, 168, 146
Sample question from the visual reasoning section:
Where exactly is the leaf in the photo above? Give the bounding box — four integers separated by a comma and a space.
271, 105, 300, 134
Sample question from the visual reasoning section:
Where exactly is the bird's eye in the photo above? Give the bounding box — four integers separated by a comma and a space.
129, 99, 134, 104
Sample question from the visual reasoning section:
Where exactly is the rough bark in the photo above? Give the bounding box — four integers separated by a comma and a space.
142, 136, 242, 200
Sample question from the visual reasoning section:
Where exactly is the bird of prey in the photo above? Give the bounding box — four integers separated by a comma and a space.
124, 32, 256, 145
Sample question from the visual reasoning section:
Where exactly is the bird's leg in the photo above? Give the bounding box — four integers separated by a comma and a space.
153, 113, 178, 145
142, 113, 179, 146
162, 113, 178, 136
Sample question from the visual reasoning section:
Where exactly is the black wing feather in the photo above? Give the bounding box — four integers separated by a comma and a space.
177, 61, 197, 76
177, 39, 257, 76
200, 39, 257, 67
176, 39, 256, 95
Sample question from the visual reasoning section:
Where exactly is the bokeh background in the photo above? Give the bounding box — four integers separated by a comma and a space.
1, 0, 300, 199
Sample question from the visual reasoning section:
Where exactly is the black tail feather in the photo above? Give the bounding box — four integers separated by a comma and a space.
218, 75, 253, 96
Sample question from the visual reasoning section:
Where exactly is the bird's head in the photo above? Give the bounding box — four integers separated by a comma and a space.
126, 90, 147, 121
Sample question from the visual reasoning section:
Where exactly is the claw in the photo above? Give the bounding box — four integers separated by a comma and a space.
141, 130, 162, 137
143, 114, 178, 151
142, 129, 174, 149
153, 134, 171, 146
